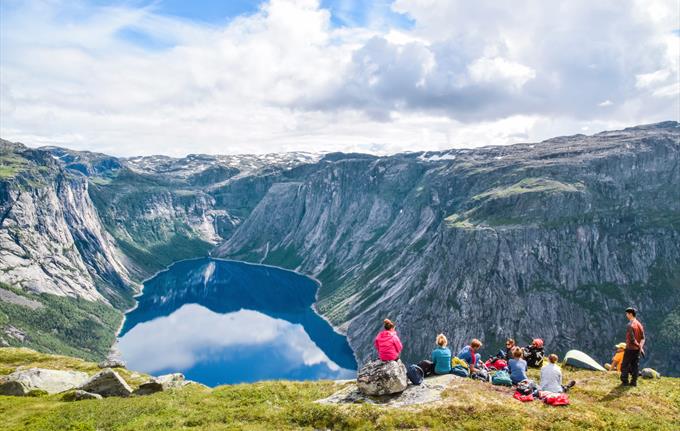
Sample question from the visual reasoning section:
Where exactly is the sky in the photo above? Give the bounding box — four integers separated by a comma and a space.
0, 0, 678, 157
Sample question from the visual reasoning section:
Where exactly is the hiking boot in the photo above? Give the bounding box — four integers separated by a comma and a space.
630, 381, 637, 387
565, 380, 576, 389
620, 381, 629, 386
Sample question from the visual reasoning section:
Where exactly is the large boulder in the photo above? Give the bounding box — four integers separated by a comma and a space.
319, 374, 455, 407
134, 373, 191, 396
357, 359, 408, 396
0, 368, 89, 396
78, 368, 132, 397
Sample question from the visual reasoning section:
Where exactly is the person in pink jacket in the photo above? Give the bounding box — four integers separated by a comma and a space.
374, 319, 403, 361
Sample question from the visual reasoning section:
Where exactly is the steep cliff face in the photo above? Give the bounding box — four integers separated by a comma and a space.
1, 124, 679, 375
0, 143, 133, 304
216, 122, 680, 375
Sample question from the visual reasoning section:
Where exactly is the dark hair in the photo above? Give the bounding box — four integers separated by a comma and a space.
383, 319, 395, 330
506, 338, 515, 345
625, 307, 637, 317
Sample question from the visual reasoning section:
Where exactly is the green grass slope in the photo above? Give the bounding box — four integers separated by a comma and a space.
1, 348, 679, 431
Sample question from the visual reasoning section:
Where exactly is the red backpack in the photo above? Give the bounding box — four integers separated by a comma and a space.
543, 393, 569, 406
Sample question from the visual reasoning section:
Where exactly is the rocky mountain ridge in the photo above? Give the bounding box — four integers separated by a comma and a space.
1, 122, 679, 375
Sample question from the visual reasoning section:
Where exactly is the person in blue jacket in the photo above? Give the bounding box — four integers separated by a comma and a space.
508, 346, 528, 384
457, 339, 483, 373
431, 334, 452, 374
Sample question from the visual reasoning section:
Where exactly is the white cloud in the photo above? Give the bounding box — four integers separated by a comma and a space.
118, 304, 349, 375
0, 0, 678, 156
467, 57, 536, 89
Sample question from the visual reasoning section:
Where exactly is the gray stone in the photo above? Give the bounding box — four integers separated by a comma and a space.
134, 373, 188, 396
78, 368, 132, 397
356, 360, 408, 396
74, 390, 103, 400
0, 368, 89, 396
98, 358, 126, 369
0, 380, 31, 396
319, 374, 455, 407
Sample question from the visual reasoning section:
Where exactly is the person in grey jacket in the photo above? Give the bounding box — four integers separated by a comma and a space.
540, 354, 575, 393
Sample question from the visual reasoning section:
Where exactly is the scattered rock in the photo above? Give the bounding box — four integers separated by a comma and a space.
98, 358, 126, 369
4, 325, 27, 342
319, 374, 455, 407
134, 373, 190, 396
0, 368, 89, 396
0, 337, 9, 347
356, 359, 408, 396
78, 368, 132, 397
74, 390, 103, 400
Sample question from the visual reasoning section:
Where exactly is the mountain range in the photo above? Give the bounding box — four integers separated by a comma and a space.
1, 122, 678, 375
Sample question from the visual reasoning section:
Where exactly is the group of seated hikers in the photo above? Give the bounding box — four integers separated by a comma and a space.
374, 319, 575, 399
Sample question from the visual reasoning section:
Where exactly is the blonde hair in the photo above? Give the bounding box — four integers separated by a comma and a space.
436, 334, 448, 347
470, 338, 482, 349
548, 354, 558, 364
383, 319, 395, 330
512, 347, 523, 359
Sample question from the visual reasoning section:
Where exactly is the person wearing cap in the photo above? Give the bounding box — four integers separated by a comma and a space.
621, 307, 645, 386
605, 343, 626, 371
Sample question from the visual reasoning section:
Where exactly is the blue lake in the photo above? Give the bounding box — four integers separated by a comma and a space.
117, 258, 357, 386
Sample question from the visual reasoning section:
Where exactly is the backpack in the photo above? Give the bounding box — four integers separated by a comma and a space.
513, 391, 534, 402
471, 368, 489, 382
485, 359, 508, 371
417, 360, 435, 377
451, 356, 469, 370
451, 365, 470, 378
406, 364, 424, 385
516, 379, 537, 395
491, 370, 512, 386
641, 368, 660, 379
543, 393, 569, 406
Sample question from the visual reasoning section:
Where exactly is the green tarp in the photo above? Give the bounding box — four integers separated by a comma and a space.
563, 349, 606, 371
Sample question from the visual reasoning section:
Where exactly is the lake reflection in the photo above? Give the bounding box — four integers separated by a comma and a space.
118, 258, 356, 386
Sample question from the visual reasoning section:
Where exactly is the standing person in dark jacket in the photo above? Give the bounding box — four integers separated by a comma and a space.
621, 307, 645, 387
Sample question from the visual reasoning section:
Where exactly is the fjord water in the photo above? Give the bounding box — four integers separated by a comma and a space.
118, 258, 356, 386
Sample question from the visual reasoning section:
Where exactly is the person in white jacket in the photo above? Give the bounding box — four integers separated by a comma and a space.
540, 354, 576, 393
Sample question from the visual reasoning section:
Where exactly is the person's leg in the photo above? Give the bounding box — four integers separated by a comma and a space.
620, 350, 632, 384
630, 350, 640, 386
562, 381, 576, 392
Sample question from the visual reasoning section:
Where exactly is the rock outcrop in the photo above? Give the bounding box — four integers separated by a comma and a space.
78, 368, 132, 397
0, 368, 89, 395
134, 373, 190, 395
357, 360, 408, 396
320, 374, 455, 407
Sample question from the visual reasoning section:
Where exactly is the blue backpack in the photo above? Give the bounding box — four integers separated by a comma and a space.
407, 364, 424, 385
451, 365, 470, 378
491, 370, 512, 386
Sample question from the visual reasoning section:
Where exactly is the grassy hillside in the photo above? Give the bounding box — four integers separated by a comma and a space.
1, 348, 679, 431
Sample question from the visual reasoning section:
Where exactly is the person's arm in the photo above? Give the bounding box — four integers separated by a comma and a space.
393, 334, 403, 354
